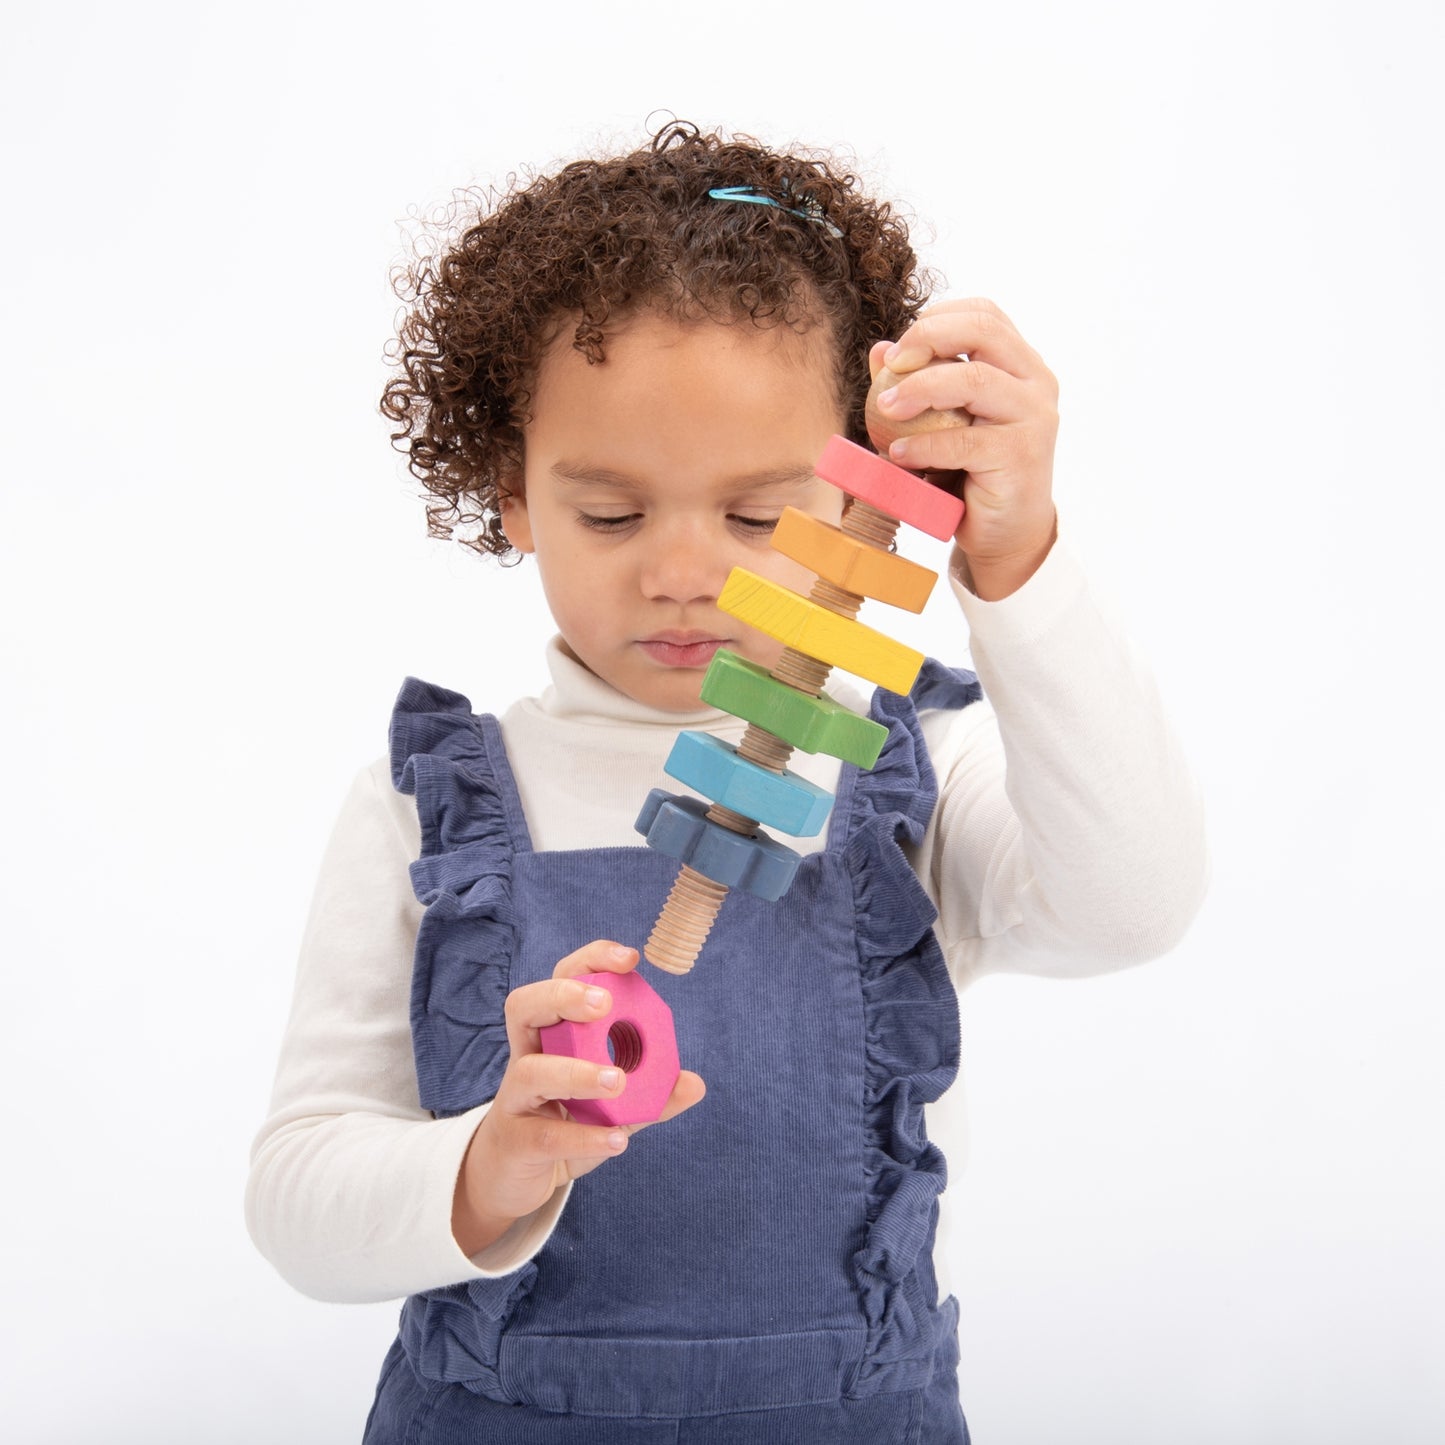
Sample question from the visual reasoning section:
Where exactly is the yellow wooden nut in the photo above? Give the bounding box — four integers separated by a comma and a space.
718, 569, 924, 695
770, 508, 938, 614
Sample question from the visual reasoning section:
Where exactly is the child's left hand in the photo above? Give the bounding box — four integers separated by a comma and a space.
868, 298, 1059, 600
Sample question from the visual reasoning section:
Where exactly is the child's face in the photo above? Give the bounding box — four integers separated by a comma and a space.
503, 312, 849, 712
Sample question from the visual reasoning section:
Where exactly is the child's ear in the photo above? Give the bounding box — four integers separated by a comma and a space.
497, 481, 534, 554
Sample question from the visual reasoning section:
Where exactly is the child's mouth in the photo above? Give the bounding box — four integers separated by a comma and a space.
638, 636, 725, 668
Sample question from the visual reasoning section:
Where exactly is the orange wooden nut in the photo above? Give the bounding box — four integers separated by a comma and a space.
770, 507, 938, 613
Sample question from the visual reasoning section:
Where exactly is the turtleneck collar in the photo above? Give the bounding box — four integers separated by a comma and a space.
534, 636, 737, 731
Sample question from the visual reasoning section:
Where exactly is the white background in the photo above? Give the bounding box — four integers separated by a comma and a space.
2, 2, 1441, 1441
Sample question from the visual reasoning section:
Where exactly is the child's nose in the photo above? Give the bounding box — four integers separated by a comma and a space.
639, 522, 727, 604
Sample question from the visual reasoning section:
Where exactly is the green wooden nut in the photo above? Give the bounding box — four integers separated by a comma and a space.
699, 650, 888, 769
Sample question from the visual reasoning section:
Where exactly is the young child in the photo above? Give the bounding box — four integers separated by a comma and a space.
247, 120, 1206, 1443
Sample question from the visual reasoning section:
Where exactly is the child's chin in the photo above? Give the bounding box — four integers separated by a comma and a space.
636, 674, 710, 714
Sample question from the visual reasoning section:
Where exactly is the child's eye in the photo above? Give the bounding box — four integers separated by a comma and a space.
730, 515, 779, 535
575, 512, 778, 536
576, 512, 641, 532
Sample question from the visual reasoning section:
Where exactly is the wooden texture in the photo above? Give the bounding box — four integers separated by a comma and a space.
863, 360, 973, 452
663, 730, 833, 838
635, 789, 803, 900
699, 649, 888, 767
814, 435, 963, 541
538, 970, 680, 1125
770, 507, 937, 613
718, 568, 924, 695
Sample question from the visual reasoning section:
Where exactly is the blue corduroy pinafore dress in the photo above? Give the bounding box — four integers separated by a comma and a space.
365, 661, 981, 1443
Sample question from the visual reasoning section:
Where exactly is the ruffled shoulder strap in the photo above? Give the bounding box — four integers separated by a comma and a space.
842, 657, 981, 849
389, 678, 525, 1116
390, 678, 531, 890
909, 655, 983, 717
837, 659, 980, 1393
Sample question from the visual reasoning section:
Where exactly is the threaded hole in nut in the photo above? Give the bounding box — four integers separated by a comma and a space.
607, 1020, 644, 1074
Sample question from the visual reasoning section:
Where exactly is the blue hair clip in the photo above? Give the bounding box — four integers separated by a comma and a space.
707, 185, 844, 239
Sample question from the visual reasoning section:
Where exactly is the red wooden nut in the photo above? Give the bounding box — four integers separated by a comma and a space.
538, 970, 681, 1127
814, 435, 964, 541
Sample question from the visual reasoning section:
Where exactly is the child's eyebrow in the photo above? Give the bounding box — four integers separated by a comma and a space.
549, 461, 821, 491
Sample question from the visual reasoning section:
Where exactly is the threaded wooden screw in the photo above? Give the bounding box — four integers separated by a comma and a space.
643, 494, 895, 972
646, 866, 730, 975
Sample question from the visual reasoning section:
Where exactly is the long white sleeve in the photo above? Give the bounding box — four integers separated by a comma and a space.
245, 762, 569, 1304
915, 538, 1208, 983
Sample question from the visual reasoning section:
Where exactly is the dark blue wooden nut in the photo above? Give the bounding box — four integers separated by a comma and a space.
634, 789, 803, 901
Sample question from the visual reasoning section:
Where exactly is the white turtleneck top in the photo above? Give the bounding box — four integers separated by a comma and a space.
246, 538, 1207, 1304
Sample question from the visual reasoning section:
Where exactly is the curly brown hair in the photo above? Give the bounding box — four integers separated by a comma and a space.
380, 118, 936, 559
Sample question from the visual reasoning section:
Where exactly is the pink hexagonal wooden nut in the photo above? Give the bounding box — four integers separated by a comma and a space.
538, 970, 681, 1127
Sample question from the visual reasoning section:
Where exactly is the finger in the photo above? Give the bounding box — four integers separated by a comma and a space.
507, 1109, 632, 1165
886, 306, 1039, 378
887, 419, 1021, 477
918, 295, 1018, 330
501, 940, 641, 1056
617, 1069, 708, 1137
656, 1068, 706, 1122
553, 939, 640, 981
875, 358, 1033, 425
887, 306, 1048, 384
503, 971, 617, 1060
495, 1048, 630, 1117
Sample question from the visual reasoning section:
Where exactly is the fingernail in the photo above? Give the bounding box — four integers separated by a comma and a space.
889, 439, 910, 462
598, 1067, 623, 1090
878, 387, 899, 409
884, 343, 901, 366
584, 986, 609, 1009
607, 944, 634, 964
607, 1130, 628, 1151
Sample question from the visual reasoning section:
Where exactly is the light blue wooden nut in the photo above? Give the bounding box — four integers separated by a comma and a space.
663, 731, 833, 838
634, 789, 803, 901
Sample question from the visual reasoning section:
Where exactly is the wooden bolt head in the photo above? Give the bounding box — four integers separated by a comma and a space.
864, 361, 973, 453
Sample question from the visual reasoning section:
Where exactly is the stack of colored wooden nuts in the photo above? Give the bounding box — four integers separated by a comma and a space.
541, 418, 964, 1129
638, 434, 963, 975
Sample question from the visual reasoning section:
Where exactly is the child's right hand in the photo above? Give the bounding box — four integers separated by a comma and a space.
451, 940, 706, 1256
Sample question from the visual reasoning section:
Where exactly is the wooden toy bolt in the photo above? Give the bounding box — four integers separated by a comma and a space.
636, 366, 969, 975
863, 360, 973, 454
